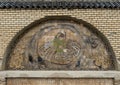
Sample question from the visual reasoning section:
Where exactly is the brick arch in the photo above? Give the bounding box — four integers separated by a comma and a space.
2, 16, 118, 70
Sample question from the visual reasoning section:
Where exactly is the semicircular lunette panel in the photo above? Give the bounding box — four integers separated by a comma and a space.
7, 20, 114, 70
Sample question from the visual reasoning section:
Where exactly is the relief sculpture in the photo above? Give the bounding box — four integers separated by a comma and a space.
7, 20, 114, 70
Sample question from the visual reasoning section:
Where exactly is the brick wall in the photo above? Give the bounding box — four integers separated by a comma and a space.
0, 9, 120, 70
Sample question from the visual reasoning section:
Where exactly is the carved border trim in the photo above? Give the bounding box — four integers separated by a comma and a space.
0, 1, 120, 9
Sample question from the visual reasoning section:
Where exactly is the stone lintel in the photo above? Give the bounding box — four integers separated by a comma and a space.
0, 71, 119, 79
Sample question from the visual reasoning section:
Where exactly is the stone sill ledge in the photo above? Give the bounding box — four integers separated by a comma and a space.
0, 71, 120, 79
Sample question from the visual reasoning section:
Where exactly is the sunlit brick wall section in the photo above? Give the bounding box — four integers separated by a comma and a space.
0, 9, 120, 69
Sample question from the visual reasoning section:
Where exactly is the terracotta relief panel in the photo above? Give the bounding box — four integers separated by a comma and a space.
6, 19, 114, 70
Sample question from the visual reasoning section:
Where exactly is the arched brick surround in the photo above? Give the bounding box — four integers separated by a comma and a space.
2, 16, 117, 70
